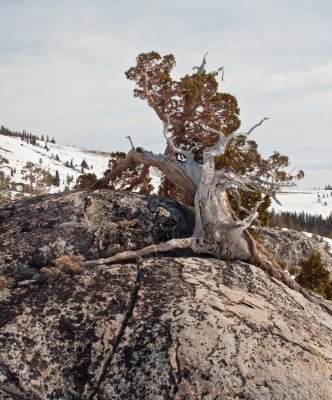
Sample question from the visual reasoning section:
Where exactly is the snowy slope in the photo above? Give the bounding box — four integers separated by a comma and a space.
271, 189, 332, 218
303, 232, 332, 255
0, 135, 111, 193
1, 134, 331, 219
0, 134, 162, 195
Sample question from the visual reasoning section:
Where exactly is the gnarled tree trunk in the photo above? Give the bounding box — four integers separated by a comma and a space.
88, 117, 269, 266
83, 52, 331, 313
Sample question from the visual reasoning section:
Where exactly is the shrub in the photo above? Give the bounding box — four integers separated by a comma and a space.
0, 275, 14, 289
296, 251, 332, 299
74, 173, 97, 190
40, 255, 84, 280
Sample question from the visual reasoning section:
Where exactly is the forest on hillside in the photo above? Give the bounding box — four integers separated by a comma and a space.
270, 209, 332, 238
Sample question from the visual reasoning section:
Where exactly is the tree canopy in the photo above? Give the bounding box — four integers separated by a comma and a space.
84, 52, 332, 313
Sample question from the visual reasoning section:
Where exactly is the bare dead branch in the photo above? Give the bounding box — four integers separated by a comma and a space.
163, 113, 188, 157
87, 146, 197, 199
84, 238, 192, 267
193, 52, 208, 74
201, 124, 225, 140
229, 188, 250, 214
126, 136, 135, 150
88, 153, 134, 190
211, 66, 225, 81
127, 164, 150, 191
224, 117, 270, 145
236, 201, 263, 230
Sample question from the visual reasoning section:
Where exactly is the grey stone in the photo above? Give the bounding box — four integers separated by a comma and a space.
0, 191, 331, 399
258, 227, 332, 272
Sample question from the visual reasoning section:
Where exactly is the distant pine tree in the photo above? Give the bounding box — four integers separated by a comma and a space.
81, 159, 89, 169
52, 170, 60, 187
296, 252, 332, 299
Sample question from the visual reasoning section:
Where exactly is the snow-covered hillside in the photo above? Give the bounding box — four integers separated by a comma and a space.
271, 189, 332, 218
0, 134, 162, 196
0, 134, 111, 193
303, 232, 332, 255
1, 133, 331, 220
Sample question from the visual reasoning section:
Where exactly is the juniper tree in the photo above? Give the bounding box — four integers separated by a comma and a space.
21, 162, 52, 195
83, 52, 332, 308
75, 173, 98, 190
103, 151, 154, 194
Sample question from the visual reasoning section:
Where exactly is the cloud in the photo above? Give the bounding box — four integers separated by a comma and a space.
0, 0, 331, 187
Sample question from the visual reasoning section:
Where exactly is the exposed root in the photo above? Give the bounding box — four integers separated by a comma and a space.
83, 238, 192, 268
84, 229, 332, 317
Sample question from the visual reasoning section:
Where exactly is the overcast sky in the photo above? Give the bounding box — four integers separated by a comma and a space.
1, 0, 331, 188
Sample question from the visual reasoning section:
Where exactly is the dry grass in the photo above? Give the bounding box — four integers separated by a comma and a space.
41, 255, 85, 280
0, 275, 14, 289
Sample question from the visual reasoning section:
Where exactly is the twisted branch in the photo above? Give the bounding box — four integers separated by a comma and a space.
193, 52, 208, 74
84, 238, 192, 268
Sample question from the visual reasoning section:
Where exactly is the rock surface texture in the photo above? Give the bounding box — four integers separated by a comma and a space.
0, 190, 194, 272
0, 190, 332, 399
258, 227, 332, 272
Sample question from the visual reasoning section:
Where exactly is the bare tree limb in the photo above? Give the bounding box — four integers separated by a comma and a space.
88, 153, 135, 190
235, 201, 263, 230
229, 188, 250, 214
163, 113, 188, 157
193, 52, 208, 74
84, 238, 192, 267
126, 136, 135, 150
201, 124, 225, 140
211, 66, 225, 81
127, 164, 150, 191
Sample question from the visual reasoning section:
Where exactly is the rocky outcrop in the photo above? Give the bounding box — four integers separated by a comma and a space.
0, 190, 332, 399
258, 227, 332, 272
0, 190, 194, 274
1, 258, 332, 399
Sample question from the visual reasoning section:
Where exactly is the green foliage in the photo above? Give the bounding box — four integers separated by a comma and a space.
125, 51, 240, 150
0, 171, 12, 202
296, 251, 332, 299
125, 51, 302, 218
20, 162, 52, 195
158, 176, 194, 206
269, 210, 332, 238
74, 173, 98, 190
104, 152, 153, 194
81, 159, 89, 169
52, 170, 60, 187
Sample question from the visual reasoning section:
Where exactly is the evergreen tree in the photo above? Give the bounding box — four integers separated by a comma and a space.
88, 51, 302, 267
81, 159, 89, 169
20, 162, 52, 195
52, 170, 60, 187
102, 152, 153, 193
0, 157, 13, 202
296, 252, 332, 299
74, 173, 98, 190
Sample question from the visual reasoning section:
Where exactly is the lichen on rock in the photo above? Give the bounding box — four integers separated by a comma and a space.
0, 191, 332, 399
